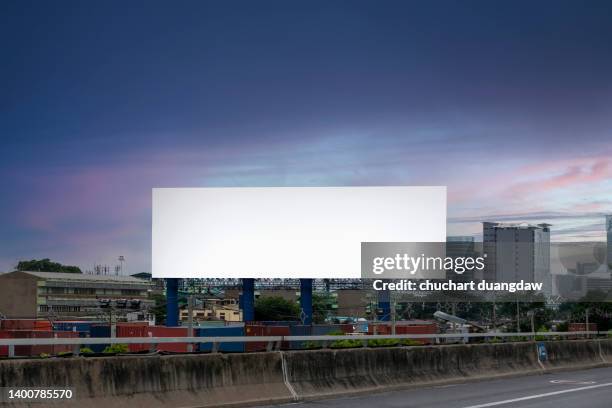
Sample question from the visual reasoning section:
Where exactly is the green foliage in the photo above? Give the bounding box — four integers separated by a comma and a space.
558, 300, 612, 331
17, 258, 82, 273
400, 339, 423, 346
367, 338, 399, 347
39, 353, 50, 358
535, 326, 549, 341
103, 344, 129, 354
255, 296, 299, 321
150, 293, 167, 325
80, 347, 94, 354
301, 341, 321, 349
329, 339, 362, 348
311, 292, 335, 324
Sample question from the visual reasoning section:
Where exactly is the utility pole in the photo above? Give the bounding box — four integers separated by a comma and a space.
391, 293, 396, 335
187, 295, 194, 352
516, 300, 520, 333
109, 307, 116, 338
585, 307, 590, 339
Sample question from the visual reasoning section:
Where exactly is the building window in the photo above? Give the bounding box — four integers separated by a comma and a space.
48, 287, 66, 294
74, 288, 96, 295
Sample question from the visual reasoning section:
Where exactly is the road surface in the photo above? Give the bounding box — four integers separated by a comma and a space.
265, 366, 612, 408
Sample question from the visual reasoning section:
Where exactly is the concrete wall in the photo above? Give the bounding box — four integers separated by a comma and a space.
0, 353, 292, 407
0, 271, 38, 318
0, 339, 610, 407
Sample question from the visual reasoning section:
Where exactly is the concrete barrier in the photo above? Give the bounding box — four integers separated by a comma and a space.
284, 342, 542, 400
0, 353, 293, 407
1, 340, 610, 407
543, 339, 606, 370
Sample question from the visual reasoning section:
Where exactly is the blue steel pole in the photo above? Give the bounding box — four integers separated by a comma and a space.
300, 278, 313, 325
166, 278, 179, 327
242, 278, 255, 322
377, 288, 391, 322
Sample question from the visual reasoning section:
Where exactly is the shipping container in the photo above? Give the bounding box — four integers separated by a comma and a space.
10, 330, 54, 356
567, 323, 597, 339
52, 332, 80, 355
568, 323, 597, 332
116, 323, 150, 353
247, 321, 300, 327
0, 330, 11, 357
368, 321, 438, 344
147, 326, 189, 353
1, 319, 52, 331
311, 324, 354, 335
53, 321, 95, 333
89, 325, 111, 353
288, 325, 312, 349
245, 325, 290, 352
196, 326, 244, 352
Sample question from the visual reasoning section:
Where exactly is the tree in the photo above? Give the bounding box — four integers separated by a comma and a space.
311, 292, 335, 323
16, 258, 82, 273
255, 296, 299, 321
150, 293, 167, 325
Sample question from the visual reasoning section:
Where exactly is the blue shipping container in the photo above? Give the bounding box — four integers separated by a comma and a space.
312, 324, 346, 335
289, 325, 312, 349
89, 325, 111, 353
196, 326, 244, 352
53, 322, 94, 333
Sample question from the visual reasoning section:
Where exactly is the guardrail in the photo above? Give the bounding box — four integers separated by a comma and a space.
0, 331, 602, 358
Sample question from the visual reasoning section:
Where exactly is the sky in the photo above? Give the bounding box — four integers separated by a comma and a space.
1, 0, 611, 274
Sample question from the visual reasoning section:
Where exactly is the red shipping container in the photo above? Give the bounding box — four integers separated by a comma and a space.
52, 332, 80, 355
10, 330, 54, 356
147, 326, 189, 353
337, 324, 354, 334
568, 323, 597, 339
0, 330, 11, 357
117, 323, 150, 353
568, 323, 597, 332
245, 325, 289, 352
1, 319, 52, 331
368, 322, 438, 344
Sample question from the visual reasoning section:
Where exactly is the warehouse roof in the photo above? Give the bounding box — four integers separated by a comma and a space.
2, 270, 150, 283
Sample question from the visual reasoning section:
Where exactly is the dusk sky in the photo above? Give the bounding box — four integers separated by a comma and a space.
1, 1, 611, 274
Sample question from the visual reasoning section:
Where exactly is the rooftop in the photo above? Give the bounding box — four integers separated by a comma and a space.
3, 271, 150, 283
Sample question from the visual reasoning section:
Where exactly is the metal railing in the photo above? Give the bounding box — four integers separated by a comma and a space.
0, 331, 603, 358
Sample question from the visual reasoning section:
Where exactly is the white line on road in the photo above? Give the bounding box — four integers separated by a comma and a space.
461, 382, 612, 408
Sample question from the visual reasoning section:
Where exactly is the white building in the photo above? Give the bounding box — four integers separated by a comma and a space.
482, 222, 551, 295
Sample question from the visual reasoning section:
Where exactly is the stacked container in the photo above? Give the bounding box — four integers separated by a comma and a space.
1, 319, 52, 331
196, 326, 244, 352
89, 324, 111, 353
117, 322, 150, 353
147, 326, 189, 353
245, 325, 290, 352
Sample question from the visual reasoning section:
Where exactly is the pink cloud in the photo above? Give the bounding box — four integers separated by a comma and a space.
506, 158, 611, 197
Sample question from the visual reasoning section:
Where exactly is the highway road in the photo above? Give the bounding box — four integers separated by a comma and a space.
266, 366, 612, 408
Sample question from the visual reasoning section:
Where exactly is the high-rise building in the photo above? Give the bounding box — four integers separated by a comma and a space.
482, 222, 551, 295
446, 236, 479, 281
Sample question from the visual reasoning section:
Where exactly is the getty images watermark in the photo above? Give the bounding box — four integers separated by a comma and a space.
361, 242, 486, 279
361, 241, 612, 301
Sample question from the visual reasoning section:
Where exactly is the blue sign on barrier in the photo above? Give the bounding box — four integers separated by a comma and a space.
537, 342, 548, 362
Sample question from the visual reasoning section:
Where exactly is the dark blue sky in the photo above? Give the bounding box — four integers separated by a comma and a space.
1, 1, 611, 273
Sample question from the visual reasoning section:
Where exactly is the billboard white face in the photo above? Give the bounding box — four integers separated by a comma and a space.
152, 186, 446, 278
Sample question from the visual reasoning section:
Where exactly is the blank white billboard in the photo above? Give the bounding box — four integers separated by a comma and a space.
152, 186, 446, 278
